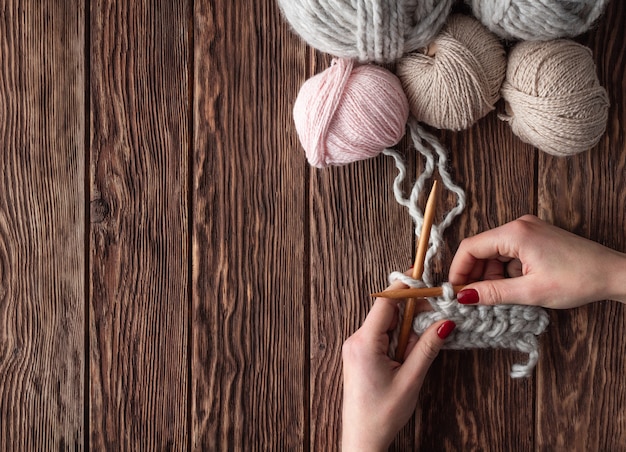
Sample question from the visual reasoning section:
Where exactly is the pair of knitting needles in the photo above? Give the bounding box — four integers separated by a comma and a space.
371, 284, 465, 300
375, 181, 464, 362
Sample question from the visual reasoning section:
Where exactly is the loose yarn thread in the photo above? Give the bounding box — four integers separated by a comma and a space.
501, 39, 609, 157
385, 118, 549, 378
277, 0, 454, 63
469, 0, 609, 41
397, 14, 506, 131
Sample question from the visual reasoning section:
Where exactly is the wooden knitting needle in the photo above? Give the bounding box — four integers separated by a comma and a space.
394, 181, 438, 362
372, 284, 465, 299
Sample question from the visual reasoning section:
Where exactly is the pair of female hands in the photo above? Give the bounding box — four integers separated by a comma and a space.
342, 215, 626, 451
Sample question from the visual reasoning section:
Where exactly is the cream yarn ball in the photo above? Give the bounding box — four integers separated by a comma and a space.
293, 59, 409, 168
277, 0, 454, 63
469, 0, 609, 41
501, 40, 609, 157
396, 14, 506, 131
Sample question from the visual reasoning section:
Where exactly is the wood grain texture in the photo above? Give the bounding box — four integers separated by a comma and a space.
309, 127, 416, 448
192, 1, 308, 449
0, 0, 624, 450
536, 1, 626, 449
0, 0, 85, 449
89, 1, 189, 448
310, 159, 416, 449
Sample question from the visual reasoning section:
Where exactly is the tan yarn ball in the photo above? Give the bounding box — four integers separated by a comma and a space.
501, 40, 609, 156
396, 14, 506, 131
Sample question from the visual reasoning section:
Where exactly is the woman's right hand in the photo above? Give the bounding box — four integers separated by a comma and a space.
448, 215, 626, 308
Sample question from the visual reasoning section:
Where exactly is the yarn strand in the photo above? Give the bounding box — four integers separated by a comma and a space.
384, 119, 549, 378
384, 117, 466, 286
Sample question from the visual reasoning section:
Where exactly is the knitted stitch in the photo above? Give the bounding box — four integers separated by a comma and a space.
384, 118, 549, 378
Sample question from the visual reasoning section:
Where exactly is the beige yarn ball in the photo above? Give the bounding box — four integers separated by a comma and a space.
501, 40, 609, 156
396, 14, 506, 131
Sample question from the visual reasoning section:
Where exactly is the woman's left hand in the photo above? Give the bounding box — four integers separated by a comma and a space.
341, 294, 454, 451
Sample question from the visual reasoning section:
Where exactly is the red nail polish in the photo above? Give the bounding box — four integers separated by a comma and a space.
437, 320, 456, 339
457, 288, 479, 305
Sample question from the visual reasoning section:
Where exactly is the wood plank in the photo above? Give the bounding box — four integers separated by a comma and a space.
411, 119, 538, 450
310, 153, 416, 450
536, 1, 626, 448
192, 1, 308, 449
89, 1, 189, 448
0, 1, 85, 449
306, 51, 417, 445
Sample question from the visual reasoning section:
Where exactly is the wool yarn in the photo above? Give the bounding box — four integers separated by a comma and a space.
293, 59, 409, 168
277, 0, 454, 63
385, 118, 549, 378
469, 0, 609, 41
396, 14, 506, 131
500, 40, 609, 157
390, 275, 549, 378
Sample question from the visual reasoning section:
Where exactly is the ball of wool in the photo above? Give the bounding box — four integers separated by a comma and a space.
277, 0, 454, 63
396, 14, 506, 131
500, 40, 609, 157
293, 59, 409, 168
469, 0, 609, 41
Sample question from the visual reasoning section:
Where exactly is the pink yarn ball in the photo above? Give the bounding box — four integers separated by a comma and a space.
293, 59, 409, 168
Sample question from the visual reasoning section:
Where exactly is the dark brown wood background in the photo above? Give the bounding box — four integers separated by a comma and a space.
0, 0, 624, 450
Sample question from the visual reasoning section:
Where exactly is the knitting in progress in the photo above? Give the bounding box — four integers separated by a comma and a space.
278, 2, 612, 377
383, 118, 550, 378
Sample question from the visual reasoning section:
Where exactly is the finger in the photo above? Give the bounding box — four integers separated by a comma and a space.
449, 227, 521, 284
397, 319, 453, 383
466, 258, 487, 284
361, 297, 399, 336
403, 330, 420, 358
483, 258, 505, 281
460, 276, 541, 306
413, 298, 433, 315
388, 305, 400, 331
406, 301, 438, 357
449, 248, 480, 285
506, 259, 523, 278
362, 272, 415, 335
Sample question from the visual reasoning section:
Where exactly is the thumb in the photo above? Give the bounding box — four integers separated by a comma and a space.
397, 320, 455, 383
459, 276, 539, 306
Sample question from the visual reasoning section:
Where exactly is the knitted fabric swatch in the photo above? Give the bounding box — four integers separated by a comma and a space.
384, 118, 549, 378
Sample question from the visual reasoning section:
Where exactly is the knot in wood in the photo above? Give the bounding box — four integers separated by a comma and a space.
90, 199, 110, 223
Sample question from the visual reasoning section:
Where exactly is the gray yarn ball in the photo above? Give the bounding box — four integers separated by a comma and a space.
277, 0, 454, 63
469, 0, 609, 41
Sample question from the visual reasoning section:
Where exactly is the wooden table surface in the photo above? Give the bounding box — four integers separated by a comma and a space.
1, 0, 625, 450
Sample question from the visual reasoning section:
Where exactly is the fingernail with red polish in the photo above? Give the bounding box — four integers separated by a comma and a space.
457, 288, 479, 305
437, 320, 456, 339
